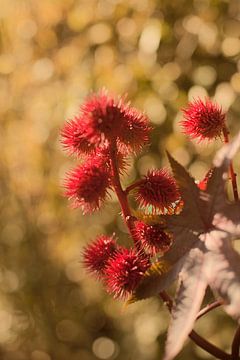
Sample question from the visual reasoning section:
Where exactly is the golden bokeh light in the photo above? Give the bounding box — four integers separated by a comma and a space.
0, 0, 239, 359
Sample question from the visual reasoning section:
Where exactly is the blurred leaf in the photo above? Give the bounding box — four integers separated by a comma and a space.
204, 230, 240, 320
163, 247, 207, 360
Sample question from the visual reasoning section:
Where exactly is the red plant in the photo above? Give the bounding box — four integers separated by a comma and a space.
60, 118, 96, 156
64, 156, 111, 213
61, 90, 240, 360
134, 220, 172, 255
83, 235, 117, 277
64, 89, 151, 153
117, 106, 151, 154
135, 168, 181, 214
181, 98, 226, 141
105, 248, 150, 299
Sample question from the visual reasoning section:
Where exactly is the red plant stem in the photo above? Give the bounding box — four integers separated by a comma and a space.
159, 291, 232, 360
160, 290, 173, 311
189, 332, 232, 360
125, 179, 145, 195
232, 325, 240, 359
197, 299, 223, 320
109, 146, 140, 248
222, 126, 239, 201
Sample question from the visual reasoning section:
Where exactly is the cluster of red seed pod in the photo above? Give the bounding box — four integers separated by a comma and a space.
61, 90, 227, 300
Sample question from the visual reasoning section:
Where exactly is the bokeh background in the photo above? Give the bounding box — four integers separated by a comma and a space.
0, 0, 240, 359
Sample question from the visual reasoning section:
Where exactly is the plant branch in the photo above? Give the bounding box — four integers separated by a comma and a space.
222, 126, 239, 201
159, 291, 232, 360
232, 325, 240, 359
109, 146, 140, 248
125, 179, 145, 195
189, 331, 232, 360
197, 299, 223, 320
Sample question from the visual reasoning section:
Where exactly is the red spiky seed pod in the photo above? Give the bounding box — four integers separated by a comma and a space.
79, 90, 126, 146
83, 235, 117, 277
117, 106, 151, 154
63, 90, 151, 153
105, 248, 150, 299
94, 145, 129, 175
64, 156, 111, 213
181, 98, 226, 141
60, 117, 96, 156
134, 220, 172, 255
135, 168, 180, 214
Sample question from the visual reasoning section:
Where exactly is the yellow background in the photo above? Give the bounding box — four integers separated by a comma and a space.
0, 0, 240, 359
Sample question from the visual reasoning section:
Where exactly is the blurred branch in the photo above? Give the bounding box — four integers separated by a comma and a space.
160, 292, 233, 360
232, 325, 240, 360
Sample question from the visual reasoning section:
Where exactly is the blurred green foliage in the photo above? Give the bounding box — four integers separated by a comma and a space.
0, 0, 240, 359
